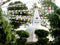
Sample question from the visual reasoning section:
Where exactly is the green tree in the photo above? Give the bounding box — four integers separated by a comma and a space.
8, 1, 30, 29
0, 7, 16, 45
45, 1, 60, 45
50, 8, 60, 45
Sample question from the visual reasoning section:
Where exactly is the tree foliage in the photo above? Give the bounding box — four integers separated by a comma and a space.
35, 29, 49, 38
51, 29, 60, 38
35, 29, 49, 45
37, 38, 49, 45
8, 1, 29, 29
0, 7, 16, 45
16, 30, 29, 38
46, 1, 60, 45
16, 30, 29, 45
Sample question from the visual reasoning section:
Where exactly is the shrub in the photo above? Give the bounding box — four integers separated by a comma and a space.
35, 29, 49, 38
16, 30, 29, 45
16, 30, 29, 38
26, 42, 36, 45
37, 38, 49, 44
16, 38, 27, 45
51, 29, 60, 38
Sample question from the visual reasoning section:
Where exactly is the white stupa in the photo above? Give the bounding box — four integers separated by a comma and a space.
26, 3, 49, 42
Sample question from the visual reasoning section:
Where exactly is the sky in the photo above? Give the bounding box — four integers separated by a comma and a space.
55, 0, 60, 7
0, 0, 60, 11
1, 0, 40, 9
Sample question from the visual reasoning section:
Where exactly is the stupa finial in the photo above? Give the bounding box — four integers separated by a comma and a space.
33, 3, 38, 8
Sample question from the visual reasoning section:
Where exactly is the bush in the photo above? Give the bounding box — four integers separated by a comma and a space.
16, 30, 29, 38
16, 38, 27, 45
51, 29, 60, 38
35, 29, 49, 38
37, 38, 49, 44
26, 42, 36, 45
16, 30, 29, 45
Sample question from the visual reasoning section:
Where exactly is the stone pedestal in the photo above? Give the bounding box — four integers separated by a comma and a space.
26, 26, 38, 42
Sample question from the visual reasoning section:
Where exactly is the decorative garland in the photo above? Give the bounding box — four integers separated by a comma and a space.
10, 15, 31, 23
